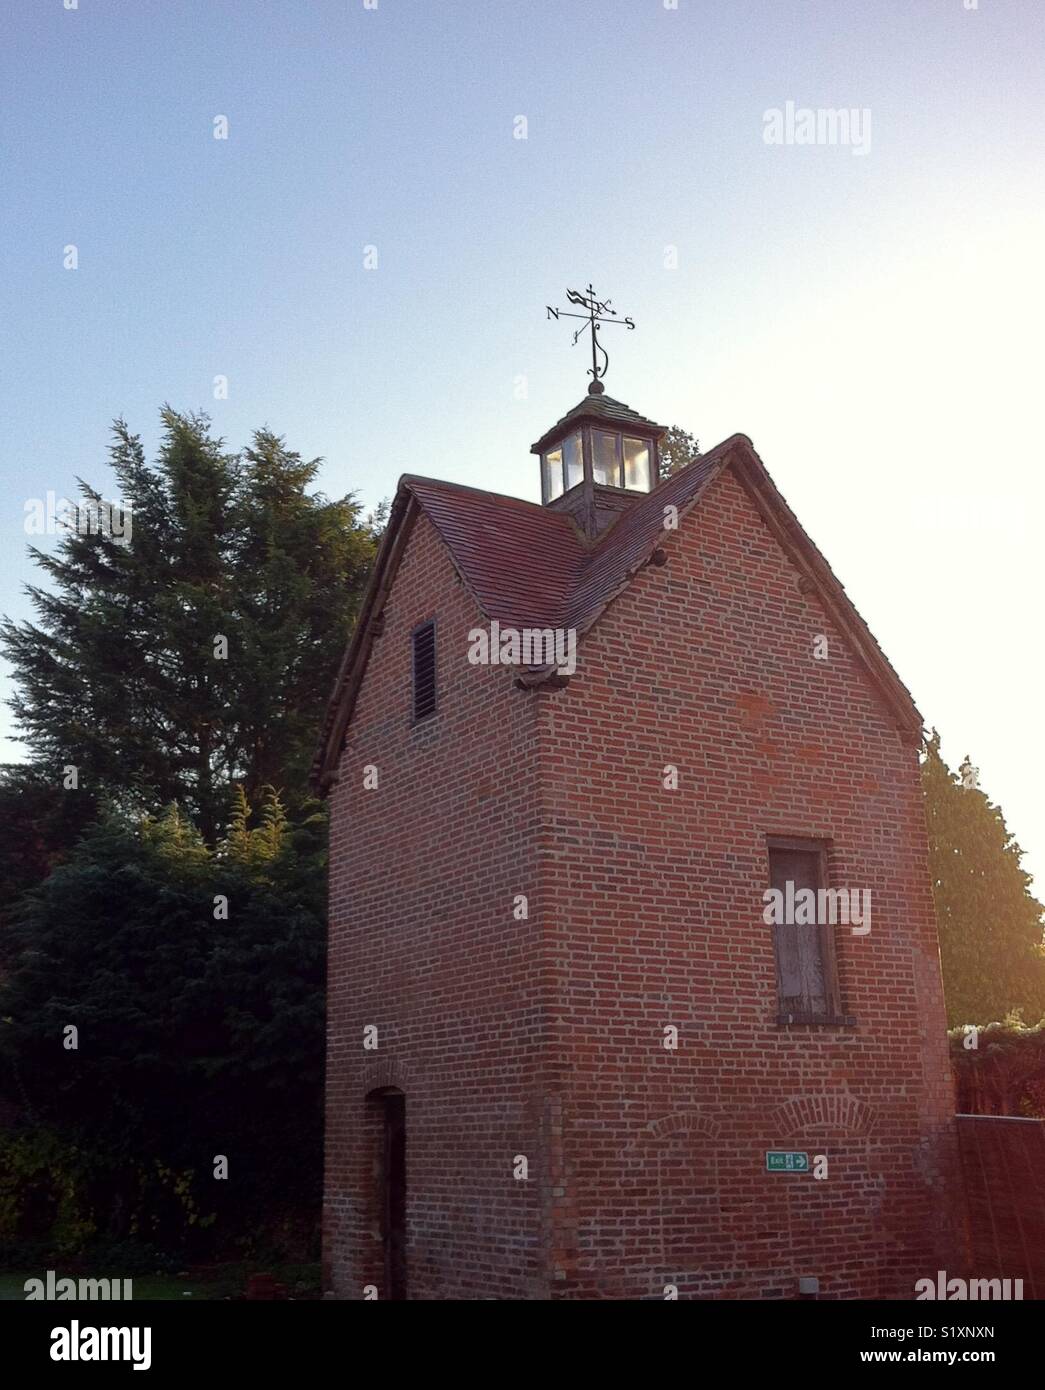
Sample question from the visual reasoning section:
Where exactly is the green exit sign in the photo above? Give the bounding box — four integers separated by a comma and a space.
766, 1151, 809, 1173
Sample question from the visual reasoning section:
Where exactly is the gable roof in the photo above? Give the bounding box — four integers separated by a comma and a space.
312, 434, 923, 790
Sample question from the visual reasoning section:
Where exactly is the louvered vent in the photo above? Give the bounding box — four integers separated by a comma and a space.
411, 621, 436, 721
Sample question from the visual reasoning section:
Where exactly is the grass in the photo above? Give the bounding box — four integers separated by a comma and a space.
0, 1262, 321, 1301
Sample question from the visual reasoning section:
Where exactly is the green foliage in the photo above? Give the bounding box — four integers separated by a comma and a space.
0, 765, 98, 944
223, 784, 290, 871
923, 731, 1045, 1028
0, 409, 378, 842
0, 788, 325, 1257
0, 1129, 100, 1255
659, 424, 701, 478
0, 407, 372, 1260
949, 1017, 1045, 1117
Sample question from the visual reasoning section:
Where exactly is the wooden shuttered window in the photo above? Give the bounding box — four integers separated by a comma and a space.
768, 839, 843, 1024
411, 621, 437, 722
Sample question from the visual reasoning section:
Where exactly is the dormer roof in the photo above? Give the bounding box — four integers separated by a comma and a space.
530, 392, 668, 456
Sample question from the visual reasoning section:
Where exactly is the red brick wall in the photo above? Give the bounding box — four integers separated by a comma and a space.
323, 513, 550, 1299
537, 465, 961, 1298
957, 1115, 1045, 1298
324, 465, 961, 1300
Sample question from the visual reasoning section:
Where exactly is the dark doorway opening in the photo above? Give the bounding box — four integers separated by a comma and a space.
378, 1090, 406, 1300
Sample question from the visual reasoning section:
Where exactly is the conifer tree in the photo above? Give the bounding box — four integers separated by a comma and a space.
0, 790, 326, 1253
923, 731, 1045, 1026
1, 410, 376, 842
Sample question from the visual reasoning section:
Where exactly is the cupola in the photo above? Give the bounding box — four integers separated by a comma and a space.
538, 283, 667, 537
532, 389, 667, 538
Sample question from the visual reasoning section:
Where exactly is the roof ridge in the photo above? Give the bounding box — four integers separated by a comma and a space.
401, 432, 747, 535
581, 432, 745, 552
401, 473, 548, 515
313, 430, 922, 790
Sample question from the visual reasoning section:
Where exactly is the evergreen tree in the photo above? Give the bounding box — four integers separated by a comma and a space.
0, 765, 97, 944
0, 790, 326, 1254
1, 410, 376, 842
227, 427, 376, 806
923, 731, 1045, 1026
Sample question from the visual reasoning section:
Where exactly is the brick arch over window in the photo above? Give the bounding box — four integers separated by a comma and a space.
623, 1112, 733, 1290
769, 1093, 877, 1139
644, 1110, 723, 1142
360, 1056, 412, 1099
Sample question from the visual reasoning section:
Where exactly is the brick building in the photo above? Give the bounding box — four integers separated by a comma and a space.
315, 382, 961, 1300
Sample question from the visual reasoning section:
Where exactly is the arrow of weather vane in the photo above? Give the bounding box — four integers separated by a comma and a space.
546, 284, 635, 393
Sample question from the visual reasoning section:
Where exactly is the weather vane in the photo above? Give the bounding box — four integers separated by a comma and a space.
546, 284, 635, 394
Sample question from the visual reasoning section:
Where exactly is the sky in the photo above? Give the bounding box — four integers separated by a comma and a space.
1, 0, 1043, 885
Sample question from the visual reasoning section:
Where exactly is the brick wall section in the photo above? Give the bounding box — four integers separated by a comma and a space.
957, 1116, 1045, 1298
323, 513, 550, 1300
324, 464, 962, 1300
537, 466, 961, 1299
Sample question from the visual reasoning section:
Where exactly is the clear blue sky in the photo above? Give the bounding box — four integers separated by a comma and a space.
2, 0, 1043, 883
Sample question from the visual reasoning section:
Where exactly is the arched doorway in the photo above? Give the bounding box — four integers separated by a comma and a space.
368, 1087, 406, 1300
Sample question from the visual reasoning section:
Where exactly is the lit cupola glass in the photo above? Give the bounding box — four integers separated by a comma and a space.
589, 431, 651, 490
532, 394, 666, 535
564, 431, 584, 489
541, 444, 564, 501
623, 436, 651, 490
